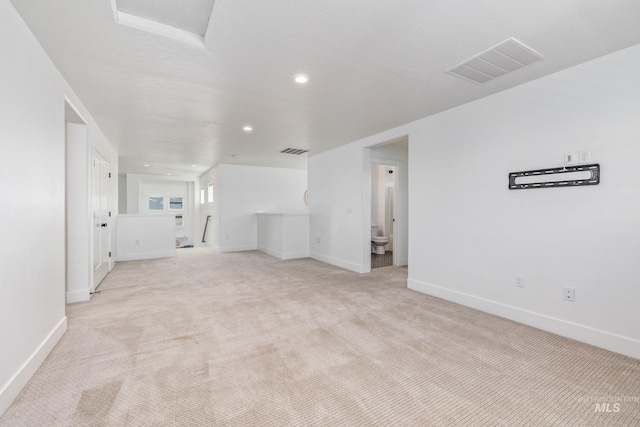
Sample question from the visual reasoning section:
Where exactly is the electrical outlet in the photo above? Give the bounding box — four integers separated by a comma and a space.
515, 275, 524, 288
578, 149, 590, 164
563, 287, 575, 302
564, 152, 577, 166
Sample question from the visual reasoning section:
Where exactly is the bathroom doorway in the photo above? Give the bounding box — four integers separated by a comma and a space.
371, 163, 396, 268
369, 137, 408, 270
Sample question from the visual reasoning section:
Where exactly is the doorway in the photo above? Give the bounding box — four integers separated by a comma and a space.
371, 163, 396, 268
368, 138, 409, 270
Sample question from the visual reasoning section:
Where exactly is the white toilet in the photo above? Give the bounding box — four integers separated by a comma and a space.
371, 225, 389, 255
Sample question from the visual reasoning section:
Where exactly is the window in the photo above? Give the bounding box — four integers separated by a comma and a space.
169, 197, 183, 210
208, 183, 214, 203
200, 187, 205, 204
175, 215, 184, 227
148, 196, 164, 211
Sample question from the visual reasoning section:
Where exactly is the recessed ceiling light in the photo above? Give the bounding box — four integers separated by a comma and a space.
144, 164, 150, 167
243, 125, 253, 132
191, 164, 197, 167
166, 173, 171, 176
293, 74, 309, 84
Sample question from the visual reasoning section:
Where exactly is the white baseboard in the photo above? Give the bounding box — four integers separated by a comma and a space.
66, 289, 90, 304
116, 250, 176, 261
310, 252, 366, 274
257, 246, 281, 259
258, 246, 309, 260
0, 317, 67, 417
282, 250, 310, 260
407, 278, 640, 360
219, 244, 258, 253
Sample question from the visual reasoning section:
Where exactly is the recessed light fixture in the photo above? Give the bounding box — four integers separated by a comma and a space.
243, 125, 253, 132
166, 173, 171, 176
192, 164, 197, 167
144, 164, 150, 167
293, 74, 309, 84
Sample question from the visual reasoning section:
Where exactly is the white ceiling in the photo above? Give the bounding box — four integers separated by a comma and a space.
9, 0, 640, 176
116, 0, 215, 36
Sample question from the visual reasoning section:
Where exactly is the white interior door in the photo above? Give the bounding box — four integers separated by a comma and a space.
92, 150, 111, 288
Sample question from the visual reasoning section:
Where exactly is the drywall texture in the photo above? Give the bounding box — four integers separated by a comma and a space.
0, 0, 117, 416
308, 43, 640, 357
123, 174, 198, 245
407, 43, 640, 357
201, 164, 308, 253
116, 215, 177, 261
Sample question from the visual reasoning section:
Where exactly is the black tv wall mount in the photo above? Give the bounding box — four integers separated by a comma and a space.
508, 163, 600, 190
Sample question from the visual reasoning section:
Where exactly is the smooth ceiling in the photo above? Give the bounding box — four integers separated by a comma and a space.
9, 0, 640, 176
117, 0, 215, 36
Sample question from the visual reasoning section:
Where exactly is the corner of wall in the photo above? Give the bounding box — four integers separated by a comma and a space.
0, 317, 67, 418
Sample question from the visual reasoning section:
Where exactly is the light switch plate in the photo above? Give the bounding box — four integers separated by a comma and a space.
564, 152, 577, 166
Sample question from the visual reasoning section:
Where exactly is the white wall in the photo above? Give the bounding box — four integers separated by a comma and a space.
308, 44, 640, 358
199, 164, 308, 252
257, 213, 310, 260
0, 0, 118, 416
124, 174, 198, 246
65, 123, 90, 303
140, 179, 193, 245
198, 166, 220, 248
309, 138, 409, 272
118, 173, 127, 215
116, 215, 176, 261
217, 164, 308, 252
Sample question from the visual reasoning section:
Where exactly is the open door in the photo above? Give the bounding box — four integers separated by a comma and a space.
92, 149, 111, 289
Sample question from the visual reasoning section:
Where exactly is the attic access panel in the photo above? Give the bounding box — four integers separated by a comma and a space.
508, 164, 600, 190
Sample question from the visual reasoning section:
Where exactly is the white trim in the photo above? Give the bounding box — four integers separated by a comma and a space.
218, 245, 258, 253
66, 289, 90, 304
0, 317, 67, 417
282, 250, 310, 260
258, 246, 310, 260
116, 250, 176, 261
407, 278, 640, 360
63, 96, 87, 125
310, 252, 366, 274
258, 246, 283, 259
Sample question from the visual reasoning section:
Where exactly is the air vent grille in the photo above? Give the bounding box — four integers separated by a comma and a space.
446, 38, 545, 84
280, 148, 309, 155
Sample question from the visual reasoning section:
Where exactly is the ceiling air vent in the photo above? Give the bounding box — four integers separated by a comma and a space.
446, 38, 545, 84
280, 148, 309, 155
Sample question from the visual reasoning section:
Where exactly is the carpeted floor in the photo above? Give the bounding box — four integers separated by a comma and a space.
1, 248, 639, 426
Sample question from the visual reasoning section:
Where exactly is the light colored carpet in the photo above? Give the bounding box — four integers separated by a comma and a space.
1, 248, 638, 426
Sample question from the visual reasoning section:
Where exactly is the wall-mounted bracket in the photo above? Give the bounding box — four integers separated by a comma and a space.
509, 163, 600, 190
